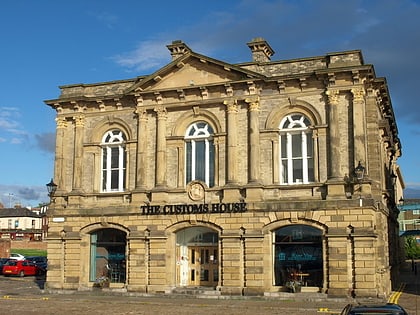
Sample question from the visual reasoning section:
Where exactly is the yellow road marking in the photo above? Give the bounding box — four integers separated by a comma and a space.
317, 308, 340, 314
388, 283, 406, 304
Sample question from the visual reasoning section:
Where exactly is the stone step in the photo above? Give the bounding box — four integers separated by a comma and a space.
171, 286, 220, 296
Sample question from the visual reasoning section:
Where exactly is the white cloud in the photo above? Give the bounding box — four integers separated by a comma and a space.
111, 40, 170, 72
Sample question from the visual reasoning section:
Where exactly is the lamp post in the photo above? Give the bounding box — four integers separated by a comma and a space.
354, 161, 365, 207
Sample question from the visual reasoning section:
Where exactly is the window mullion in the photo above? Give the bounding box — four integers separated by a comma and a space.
287, 133, 293, 184
205, 139, 209, 185
302, 131, 308, 183
118, 145, 124, 191
191, 140, 196, 180
106, 146, 112, 191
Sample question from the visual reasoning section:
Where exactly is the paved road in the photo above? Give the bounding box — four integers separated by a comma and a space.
0, 263, 418, 315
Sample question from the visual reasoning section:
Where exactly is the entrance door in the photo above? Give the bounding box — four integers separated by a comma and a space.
188, 246, 218, 286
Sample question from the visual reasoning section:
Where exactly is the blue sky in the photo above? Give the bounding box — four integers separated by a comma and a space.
1, 0, 419, 207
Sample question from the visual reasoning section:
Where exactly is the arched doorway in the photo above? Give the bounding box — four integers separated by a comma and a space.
273, 224, 323, 291
89, 228, 126, 283
176, 227, 219, 287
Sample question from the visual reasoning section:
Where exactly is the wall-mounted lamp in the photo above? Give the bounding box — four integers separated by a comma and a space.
344, 162, 366, 203
354, 161, 365, 207
390, 172, 398, 186
46, 178, 58, 198
354, 161, 365, 182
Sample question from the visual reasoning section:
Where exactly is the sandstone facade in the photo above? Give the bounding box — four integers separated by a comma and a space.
44, 38, 402, 298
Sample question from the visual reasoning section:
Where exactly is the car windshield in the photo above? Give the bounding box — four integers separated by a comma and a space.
5, 260, 17, 266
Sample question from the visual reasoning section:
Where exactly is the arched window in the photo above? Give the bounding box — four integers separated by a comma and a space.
101, 129, 126, 192
279, 114, 314, 184
90, 228, 126, 283
273, 225, 323, 289
185, 122, 215, 187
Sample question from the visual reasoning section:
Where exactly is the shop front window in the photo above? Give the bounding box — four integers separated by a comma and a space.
90, 228, 126, 283
273, 225, 323, 289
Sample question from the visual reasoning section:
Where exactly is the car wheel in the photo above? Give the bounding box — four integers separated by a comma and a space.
19, 270, 25, 277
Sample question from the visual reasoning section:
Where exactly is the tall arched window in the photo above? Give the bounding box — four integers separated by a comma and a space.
185, 122, 215, 187
279, 114, 314, 184
101, 129, 126, 192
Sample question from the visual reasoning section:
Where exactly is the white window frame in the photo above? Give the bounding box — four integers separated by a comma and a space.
185, 122, 214, 187
279, 114, 314, 185
101, 130, 126, 192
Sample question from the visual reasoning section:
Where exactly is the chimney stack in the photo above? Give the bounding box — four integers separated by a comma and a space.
167, 40, 192, 60
247, 37, 275, 63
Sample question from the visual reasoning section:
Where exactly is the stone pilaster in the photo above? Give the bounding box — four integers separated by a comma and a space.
326, 89, 341, 180
224, 100, 238, 185
220, 232, 243, 295
126, 233, 149, 293
55, 117, 67, 194
135, 103, 148, 190
246, 98, 261, 184
326, 231, 352, 297
242, 233, 264, 295
72, 114, 84, 192
154, 106, 167, 188
147, 234, 168, 293
351, 88, 367, 165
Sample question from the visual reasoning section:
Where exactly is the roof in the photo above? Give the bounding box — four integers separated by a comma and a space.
0, 208, 42, 218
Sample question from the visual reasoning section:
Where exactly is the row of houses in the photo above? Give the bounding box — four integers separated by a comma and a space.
0, 205, 48, 241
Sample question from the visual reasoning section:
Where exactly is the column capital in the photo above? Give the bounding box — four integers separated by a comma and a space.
135, 108, 148, 120
154, 106, 167, 119
326, 89, 340, 105
55, 117, 67, 129
223, 99, 238, 113
73, 115, 85, 127
351, 87, 366, 103
245, 97, 260, 112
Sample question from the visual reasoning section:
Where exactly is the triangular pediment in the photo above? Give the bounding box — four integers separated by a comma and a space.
127, 52, 264, 93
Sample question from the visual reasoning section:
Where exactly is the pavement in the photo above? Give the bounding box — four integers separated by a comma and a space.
0, 260, 419, 315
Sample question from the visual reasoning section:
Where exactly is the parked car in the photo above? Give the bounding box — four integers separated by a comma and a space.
9, 253, 25, 261
25, 256, 47, 273
340, 303, 408, 315
2, 259, 38, 276
0, 258, 12, 274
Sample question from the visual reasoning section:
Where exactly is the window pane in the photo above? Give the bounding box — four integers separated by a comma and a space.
102, 148, 107, 169
111, 147, 119, 168
186, 142, 192, 182
111, 170, 119, 189
306, 133, 313, 157
280, 135, 287, 158
292, 134, 302, 157
102, 170, 107, 189
293, 159, 303, 183
281, 160, 288, 183
208, 141, 215, 187
195, 140, 205, 181
308, 157, 314, 181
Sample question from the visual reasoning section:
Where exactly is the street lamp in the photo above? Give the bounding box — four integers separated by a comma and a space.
46, 178, 58, 198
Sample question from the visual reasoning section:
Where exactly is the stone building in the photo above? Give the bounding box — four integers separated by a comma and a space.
44, 38, 402, 298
